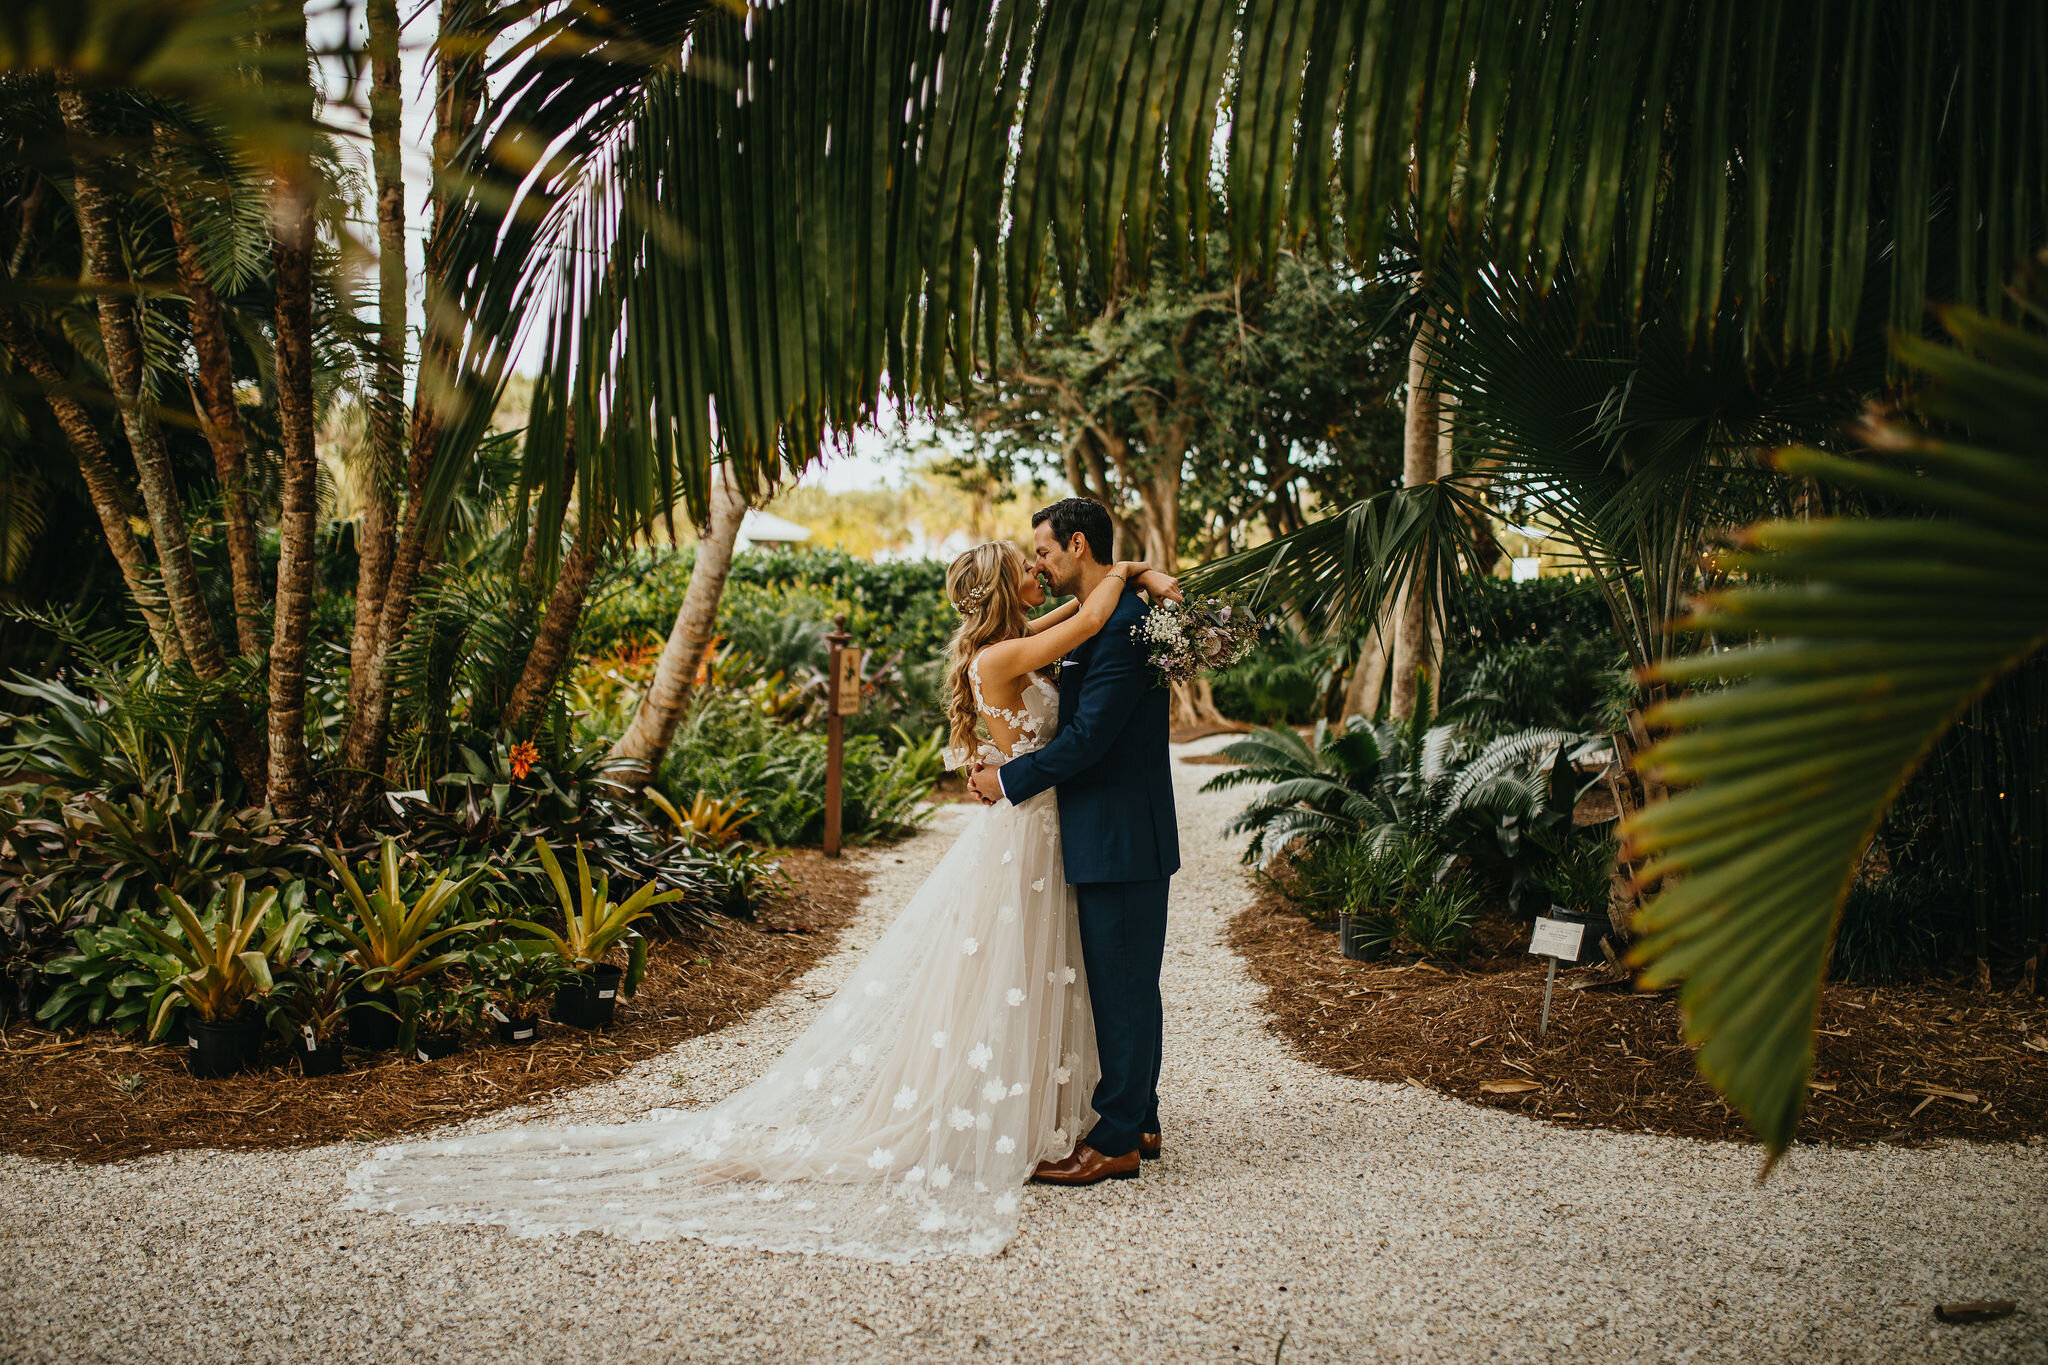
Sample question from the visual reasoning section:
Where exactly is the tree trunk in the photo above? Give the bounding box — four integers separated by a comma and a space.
501, 426, 591, 737
500, 535, 599, 738
609, 466, 747, 787
1343, 608, 1394, 720
156, 123, 265, 659
61, 87, 267, 796
59, 88, 230, 683
343, 3, 484, 777
264, 48, 321, 818
1389, 310, 1447, 721
347, 0, 406, 728
0, 304, 179, 657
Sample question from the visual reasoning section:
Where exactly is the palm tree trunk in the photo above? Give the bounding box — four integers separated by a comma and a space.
1342, 609, 1394, 719
0, 304, 179, 658
58, 88, 230, 683
346, 0, 406, 730
1390, 310, 1447, 721
60, 87, 267, 797
264, 42, 322, 818
343, 3, 485, 777
610, 466, 747, 787
500, 534, 599, 738
156, 123, 265, 659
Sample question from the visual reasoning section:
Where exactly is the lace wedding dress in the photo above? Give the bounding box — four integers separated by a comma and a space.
344, 660, 1098, 1262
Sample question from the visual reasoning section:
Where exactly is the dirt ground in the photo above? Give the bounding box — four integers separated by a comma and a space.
0, 850, 870, 1165
1228, 882, 2048, 1148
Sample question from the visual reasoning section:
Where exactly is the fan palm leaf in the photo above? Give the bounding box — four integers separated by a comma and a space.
1623, 266, 2048, 1157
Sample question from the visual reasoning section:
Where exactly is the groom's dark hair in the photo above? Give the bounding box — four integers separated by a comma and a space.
1032, 497, 1114, 565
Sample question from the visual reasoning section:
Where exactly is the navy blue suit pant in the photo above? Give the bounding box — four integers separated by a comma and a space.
1074, 877, 1168, 1159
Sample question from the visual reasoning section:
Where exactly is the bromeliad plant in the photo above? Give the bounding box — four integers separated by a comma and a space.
264, 955, 356, 1049
138, 877, 312, 1040
318, 839, 489, 995
503, 837, 683, 997
468, 938, 571, 1017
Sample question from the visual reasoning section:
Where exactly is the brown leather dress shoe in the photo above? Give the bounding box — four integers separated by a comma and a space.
1030, 1142, 1140, 1185
1138, 1131, 1162, 1161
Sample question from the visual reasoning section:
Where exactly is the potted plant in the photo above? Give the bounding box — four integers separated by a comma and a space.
318, 839, 488, 1050
1337, 841, 1400, 962
469, 939, 567, 1044
504, 837, 682, 1030
264, 956, 356, 1076
138, 877, 310, 1077
1532, 835, 1618, 967
408, 984, 482, 1061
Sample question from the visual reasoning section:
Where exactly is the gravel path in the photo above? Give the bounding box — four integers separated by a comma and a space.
4, 735, 2044, 1363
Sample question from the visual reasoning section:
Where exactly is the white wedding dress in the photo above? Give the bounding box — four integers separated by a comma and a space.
344, 661, 1099, 1262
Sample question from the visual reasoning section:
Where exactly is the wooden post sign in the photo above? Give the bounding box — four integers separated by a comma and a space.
1528, 910, 1587, 1037
823, 615, 852, 858
835, 646, 863, 716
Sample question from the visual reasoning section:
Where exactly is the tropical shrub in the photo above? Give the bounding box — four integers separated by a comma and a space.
318, 839, 489, 995
139, 877, 311, 1037
33, 912, 186, 1035
503, 837, 681, 995
657, 693, 941, 846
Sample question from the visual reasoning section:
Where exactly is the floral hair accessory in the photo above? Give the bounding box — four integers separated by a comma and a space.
954, 581, 993, 616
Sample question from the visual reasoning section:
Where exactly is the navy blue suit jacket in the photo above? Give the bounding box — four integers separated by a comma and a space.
998, 591, 1180, 885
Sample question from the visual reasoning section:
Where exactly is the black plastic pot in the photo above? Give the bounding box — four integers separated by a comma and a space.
187, 1016, 258, 1078
293, 1035, 344, 1077
346, 991, 400, 1051
551, 963, 624, 1030
414, 1030, 463, 1062
493, 1011, 539, 1045
1339, 914, 1389, 962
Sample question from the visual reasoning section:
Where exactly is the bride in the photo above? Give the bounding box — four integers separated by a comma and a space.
344, 540, 1178, 1263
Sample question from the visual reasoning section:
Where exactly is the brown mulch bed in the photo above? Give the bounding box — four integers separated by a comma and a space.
1228, 882, 2048, 1147
0, 850, 871, 1165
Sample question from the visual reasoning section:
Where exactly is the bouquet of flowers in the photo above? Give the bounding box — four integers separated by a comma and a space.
1131, 594, 1259, 684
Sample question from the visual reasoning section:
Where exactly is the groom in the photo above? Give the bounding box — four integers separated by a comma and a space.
968, 497, 1179, 1185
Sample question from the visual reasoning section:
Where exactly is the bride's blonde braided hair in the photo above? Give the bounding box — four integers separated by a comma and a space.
942, 541, 1031, 767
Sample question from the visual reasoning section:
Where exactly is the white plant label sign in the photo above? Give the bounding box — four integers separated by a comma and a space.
1529, 915, 1585, 960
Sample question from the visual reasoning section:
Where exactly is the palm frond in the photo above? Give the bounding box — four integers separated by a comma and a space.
1624, 269, 2048, 1157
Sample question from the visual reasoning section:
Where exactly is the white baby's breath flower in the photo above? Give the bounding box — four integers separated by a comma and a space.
947, 1107, 976, 1131
1031, 878, 1045, 892
1055, 1066, 1071, 1085
981, 1078, 1007, 1104
1009, 1081, 1024, 1096
903, 1166, 925, 1185
929, 1164, 953, 1189
931, 1030, 948, 1048
1063, 966, 1077, 984
993, 1192, 1019, 1214
961, 937, 980, 956
995, 1135, 1015, 1154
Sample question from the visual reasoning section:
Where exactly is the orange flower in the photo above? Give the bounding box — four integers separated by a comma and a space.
508, 741, 540, 780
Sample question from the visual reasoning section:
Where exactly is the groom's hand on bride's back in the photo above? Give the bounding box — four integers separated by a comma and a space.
967, 763, 1004, 805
